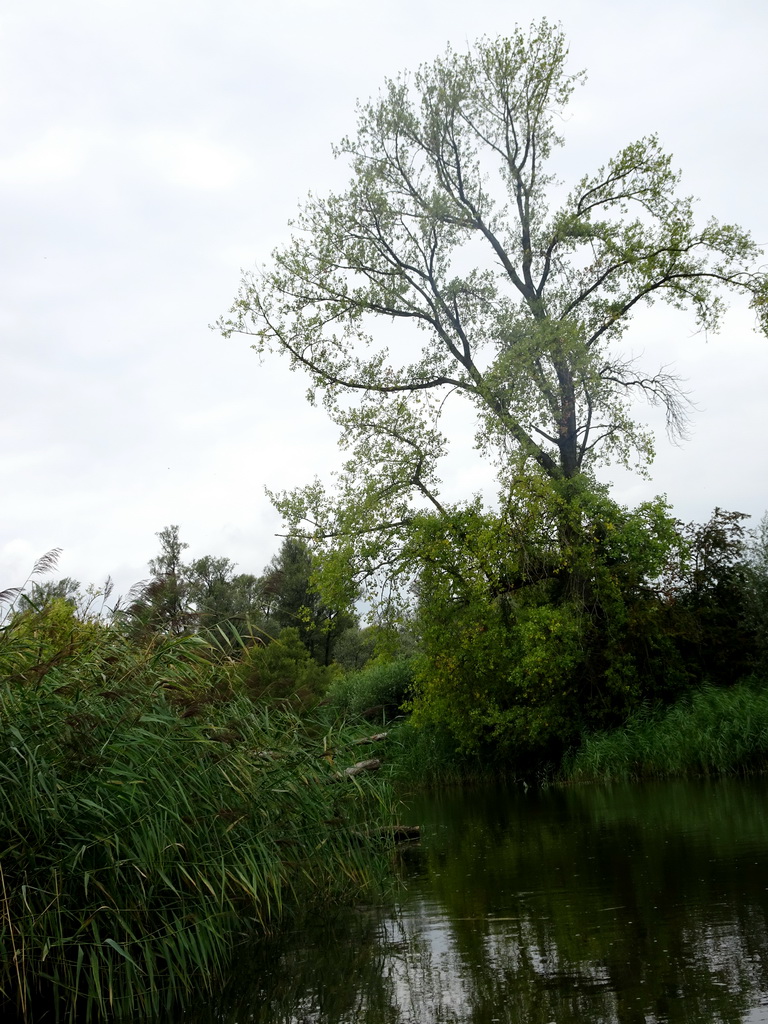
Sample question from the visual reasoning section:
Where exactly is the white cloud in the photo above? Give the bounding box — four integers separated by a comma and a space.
132, 130, 251, 191
0, 126, 90, 186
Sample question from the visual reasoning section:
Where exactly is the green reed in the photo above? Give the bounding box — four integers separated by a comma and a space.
383, 719, 496, 789
0, 615, 396, 1021
564, 677, 768, 782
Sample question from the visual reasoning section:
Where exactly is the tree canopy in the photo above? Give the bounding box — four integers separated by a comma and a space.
219, 23, 767, 759
221, 21, 766, 607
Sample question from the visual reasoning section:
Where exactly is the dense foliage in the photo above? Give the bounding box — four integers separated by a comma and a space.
409, 500, 768, 766
0, 593, 396, 1021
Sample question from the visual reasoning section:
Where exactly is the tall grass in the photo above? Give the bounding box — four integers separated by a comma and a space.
0, 610, 397, 1021
384, 720, 494, 789
564, 678, 768, 782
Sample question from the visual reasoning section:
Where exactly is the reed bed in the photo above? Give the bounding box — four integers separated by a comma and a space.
564, 678, 768, 782
0, 616, 396, 1022
382, 720, 495, 789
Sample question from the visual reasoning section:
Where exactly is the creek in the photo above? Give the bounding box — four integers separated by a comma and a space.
179, 777, 768, 1023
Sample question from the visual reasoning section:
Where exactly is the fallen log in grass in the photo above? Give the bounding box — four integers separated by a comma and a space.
343, 758, 382, 778
352, 732, 388, 745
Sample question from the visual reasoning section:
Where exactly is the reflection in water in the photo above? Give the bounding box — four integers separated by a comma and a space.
181, 778, 768, 1024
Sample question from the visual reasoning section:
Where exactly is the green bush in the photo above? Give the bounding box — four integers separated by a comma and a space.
324, 658, 414, 721
238, 627, 332, 703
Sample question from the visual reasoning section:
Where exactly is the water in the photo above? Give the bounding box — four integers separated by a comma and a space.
181, 778, 768, 1023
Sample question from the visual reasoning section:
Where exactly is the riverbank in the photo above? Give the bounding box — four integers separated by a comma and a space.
321, 654, 768, 788
561, 677, 768, 783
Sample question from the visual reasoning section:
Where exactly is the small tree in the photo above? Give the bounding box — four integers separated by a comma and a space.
186, 555, 238, 629
261, 538, 356, 664
127, 526, 191, 636
672, 508, 756, 684
746, 512, 768, 670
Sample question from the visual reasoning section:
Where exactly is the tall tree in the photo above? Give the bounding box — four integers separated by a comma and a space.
221, 21, 767, 607
261, 538, 356, 664
128, 525, 191, 636
186, 555, 239, 630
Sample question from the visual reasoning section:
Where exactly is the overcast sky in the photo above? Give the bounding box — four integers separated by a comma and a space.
2, 0, 767, 603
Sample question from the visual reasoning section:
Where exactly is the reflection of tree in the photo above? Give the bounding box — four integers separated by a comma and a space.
181, 780, 768, 1024
394, 780, 768, 1024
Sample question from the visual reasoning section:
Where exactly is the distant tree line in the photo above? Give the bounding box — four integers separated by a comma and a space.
13, 526, 378, 674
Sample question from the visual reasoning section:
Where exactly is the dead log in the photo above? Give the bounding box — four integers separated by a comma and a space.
389, 824, 421, 843
344, 758, 381, 777
351, 732, 388, 746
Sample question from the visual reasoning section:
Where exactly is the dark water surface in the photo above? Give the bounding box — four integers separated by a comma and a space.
182, 778, 768, 1023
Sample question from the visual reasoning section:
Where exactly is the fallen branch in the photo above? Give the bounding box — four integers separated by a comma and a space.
351, 732, 388, 746
343, 758, 382, 778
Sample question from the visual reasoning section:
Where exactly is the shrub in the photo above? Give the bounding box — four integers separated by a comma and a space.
238, 627, 332, 703
325, 658, 414, 721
